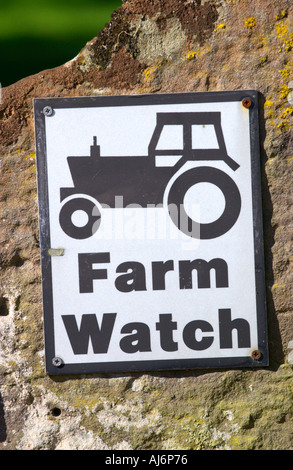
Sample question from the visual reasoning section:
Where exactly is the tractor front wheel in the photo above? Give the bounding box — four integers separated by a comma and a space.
59, 197, 101, 239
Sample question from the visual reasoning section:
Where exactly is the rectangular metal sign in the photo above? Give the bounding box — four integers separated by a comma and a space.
34, 91, 268, 375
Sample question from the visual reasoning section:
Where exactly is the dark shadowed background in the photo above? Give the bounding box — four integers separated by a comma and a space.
0, 0, 122, 87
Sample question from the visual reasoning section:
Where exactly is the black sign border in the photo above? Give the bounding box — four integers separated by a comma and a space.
34, 90, 268, 375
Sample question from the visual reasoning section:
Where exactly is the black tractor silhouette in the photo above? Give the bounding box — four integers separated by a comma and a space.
59, 112, 241, 240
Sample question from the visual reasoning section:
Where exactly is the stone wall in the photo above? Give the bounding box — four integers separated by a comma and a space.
0, 0, 292, 450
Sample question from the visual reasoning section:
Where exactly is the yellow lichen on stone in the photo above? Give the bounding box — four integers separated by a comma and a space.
264, 100, 275, 120
143, 62, 162, 80
279, 84, 290, 99
275, 21, 293, 52
277, 121, 290, 130
275, 10, 288, 21
277, 106, 293, 130
244, 17, 256, 29
272, 283, 286, 290
275, 21, 289, 38
214, 23, 227, 32
280, 107, 293, 119
24, 152, 36, 161
278, 67, 291, 79
185, 50, 197, 60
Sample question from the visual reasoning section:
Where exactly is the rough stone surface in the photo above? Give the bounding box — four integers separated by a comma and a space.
0, 0, 293, 450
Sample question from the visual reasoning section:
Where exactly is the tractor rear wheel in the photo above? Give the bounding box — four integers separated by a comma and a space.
167, 166, 241, 239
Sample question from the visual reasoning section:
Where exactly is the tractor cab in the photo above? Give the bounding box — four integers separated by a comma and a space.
148, 112, 239, 171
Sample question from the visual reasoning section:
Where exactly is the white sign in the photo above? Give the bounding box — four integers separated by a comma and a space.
34, 91, 268, 374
